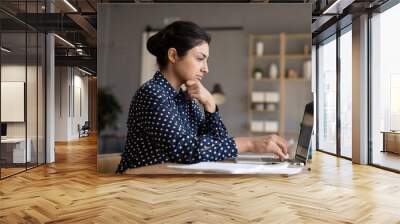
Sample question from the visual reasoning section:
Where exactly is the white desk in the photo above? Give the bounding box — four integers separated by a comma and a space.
1, 138, 31, 163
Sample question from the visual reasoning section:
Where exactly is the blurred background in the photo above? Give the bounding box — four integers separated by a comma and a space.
96, 3, 312, 173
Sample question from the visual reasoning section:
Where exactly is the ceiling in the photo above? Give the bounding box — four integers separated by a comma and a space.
0, 0, 391, 75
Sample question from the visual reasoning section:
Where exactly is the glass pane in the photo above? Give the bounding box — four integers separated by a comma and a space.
371, 4, 400, 171
1, 30, 28, 177
317, 36, 337, 154
339, 29, 352, 158
25, 0, 40, 170
27, 31, 38, 169
0, 1, 46, 178
38, 32, 45, 165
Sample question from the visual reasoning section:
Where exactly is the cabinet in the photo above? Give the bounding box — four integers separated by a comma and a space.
1, 138, 32, 164
248, 33, 312, 139
382, 131, 400, 154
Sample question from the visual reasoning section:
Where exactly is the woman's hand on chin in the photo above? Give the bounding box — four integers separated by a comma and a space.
185, 79, 216, 113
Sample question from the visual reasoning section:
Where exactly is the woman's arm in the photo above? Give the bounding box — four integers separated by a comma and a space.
234, 137, 253, 153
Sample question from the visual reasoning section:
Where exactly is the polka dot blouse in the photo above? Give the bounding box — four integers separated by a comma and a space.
116, 71, 238, 173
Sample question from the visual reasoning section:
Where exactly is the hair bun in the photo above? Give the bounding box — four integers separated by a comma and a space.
146, 31, 165, 57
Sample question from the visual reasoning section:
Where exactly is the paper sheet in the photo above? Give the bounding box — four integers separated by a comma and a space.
168, 162, 303, 175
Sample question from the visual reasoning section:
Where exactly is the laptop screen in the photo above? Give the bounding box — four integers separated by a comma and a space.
294, 102, 314, 163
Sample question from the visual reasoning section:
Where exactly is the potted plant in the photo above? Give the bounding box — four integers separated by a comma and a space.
98, 87, 122, 133
253, 67, 264, 80
98, 87, 123, 154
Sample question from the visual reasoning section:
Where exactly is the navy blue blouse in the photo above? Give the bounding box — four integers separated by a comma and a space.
116, 71, 238, 173
116, 72, 237, 173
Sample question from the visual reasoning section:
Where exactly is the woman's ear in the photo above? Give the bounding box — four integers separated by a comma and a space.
167, 48, 178, 64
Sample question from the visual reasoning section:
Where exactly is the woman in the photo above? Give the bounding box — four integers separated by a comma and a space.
116, 21, 288, 174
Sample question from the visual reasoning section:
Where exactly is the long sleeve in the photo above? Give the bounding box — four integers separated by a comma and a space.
139, 95, 238, 164
191, 102, 230, 138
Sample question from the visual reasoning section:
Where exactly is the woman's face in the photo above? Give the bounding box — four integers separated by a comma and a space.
171, 41, 209, 82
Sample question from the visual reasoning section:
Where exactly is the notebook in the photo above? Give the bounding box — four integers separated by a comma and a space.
168, 162, 302, 175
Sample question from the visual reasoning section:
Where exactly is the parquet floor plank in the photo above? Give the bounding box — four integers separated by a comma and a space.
1, 135, 400, 223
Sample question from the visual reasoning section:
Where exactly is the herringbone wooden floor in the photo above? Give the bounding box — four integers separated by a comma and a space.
1, 135, 400, 223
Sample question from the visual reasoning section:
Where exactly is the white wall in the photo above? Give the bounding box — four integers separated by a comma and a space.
1, 65, 36, 138
72, 72, 89, 138
1, 66, 26, 128
55, 67, 69, 141
55, 67, 89, 141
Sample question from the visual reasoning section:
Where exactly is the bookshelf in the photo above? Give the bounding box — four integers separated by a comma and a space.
248, 33, 312, 139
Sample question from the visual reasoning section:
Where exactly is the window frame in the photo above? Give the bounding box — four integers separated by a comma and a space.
315, 23, 353, 161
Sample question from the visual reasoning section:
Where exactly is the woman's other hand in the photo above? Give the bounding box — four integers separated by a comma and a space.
185, 79, 216, 113
252, 134, 289, 160
235, 135, 289, 160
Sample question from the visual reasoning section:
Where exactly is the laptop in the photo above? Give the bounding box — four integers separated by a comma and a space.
235, 102, 314, 166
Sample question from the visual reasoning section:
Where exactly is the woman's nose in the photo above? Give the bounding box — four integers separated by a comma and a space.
202, 63, 209, 74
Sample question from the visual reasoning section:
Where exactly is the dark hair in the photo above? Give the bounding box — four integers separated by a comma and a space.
146, 21, 211, 69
